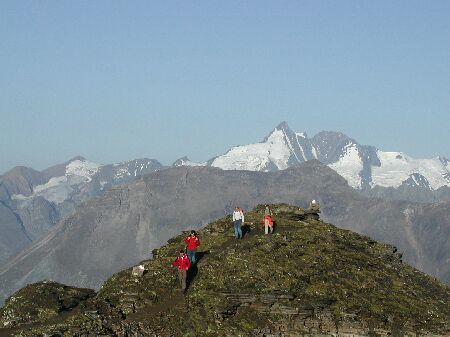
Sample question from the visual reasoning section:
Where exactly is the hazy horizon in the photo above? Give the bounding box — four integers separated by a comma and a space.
1, 122, 449, 173
1, 1, 449, 173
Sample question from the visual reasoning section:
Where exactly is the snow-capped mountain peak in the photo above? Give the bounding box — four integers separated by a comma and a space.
263, 121, 299, 143
172, 156, 206, 167
12, 159, 103, 204
211, 123, 299, 171
10, 157, 163, 205
272, 121, 293, 135
164, 122, 314, 172
210, 122, 328, 172
65, 159, 101, 182
206, 122, 450, 191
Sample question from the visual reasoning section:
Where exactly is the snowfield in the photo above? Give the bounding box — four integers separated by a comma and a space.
66, 160, 101, 182
12, 159, 103, 204
371, 151, 450, 189
211, 129, 292, 171
329, 144, 364, 189
30, 176, 72, 204
173, 158, 205, 167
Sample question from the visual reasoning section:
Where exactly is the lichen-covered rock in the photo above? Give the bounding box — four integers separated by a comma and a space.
1, 204, 449, 336
0, 281, 94, 329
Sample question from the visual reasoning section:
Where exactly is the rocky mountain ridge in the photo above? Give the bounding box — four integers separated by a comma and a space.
205, 122, 450, 192
2, 123, 448, 266
0, 156, 163, 265
1, 162, 449, 306
1, 204, 449, 336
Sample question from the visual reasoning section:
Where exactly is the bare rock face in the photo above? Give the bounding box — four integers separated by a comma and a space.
0, 202, 31, 263
1, 205, 449, 336
0, 166, 44, 197
14, 196, 58, 241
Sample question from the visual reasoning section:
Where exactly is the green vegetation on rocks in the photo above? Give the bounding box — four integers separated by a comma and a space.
1, 204, 449, 336
0, 281, 94, 331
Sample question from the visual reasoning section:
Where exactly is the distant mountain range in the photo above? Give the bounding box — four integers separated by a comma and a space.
0, 156, 162, 264
1, 122, 449, 302
1, 162, 449, 306
1, 123, 449, 263
175, 121, 450, 193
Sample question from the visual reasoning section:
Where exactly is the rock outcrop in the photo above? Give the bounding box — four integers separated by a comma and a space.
0, 281, 94, 330
1, 204, 449, 336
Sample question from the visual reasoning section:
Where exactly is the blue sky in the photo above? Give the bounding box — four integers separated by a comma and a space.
1, 1, 449, 173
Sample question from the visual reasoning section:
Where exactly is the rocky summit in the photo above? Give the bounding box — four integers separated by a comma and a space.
1, 204, 449, 337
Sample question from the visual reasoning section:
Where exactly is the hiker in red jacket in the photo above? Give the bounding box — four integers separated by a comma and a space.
184, 230, 201, 264
172, 250, 191, 291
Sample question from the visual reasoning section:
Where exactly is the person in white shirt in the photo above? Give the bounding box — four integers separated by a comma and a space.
309, 199, 321, 211
232, 206, 244, 239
